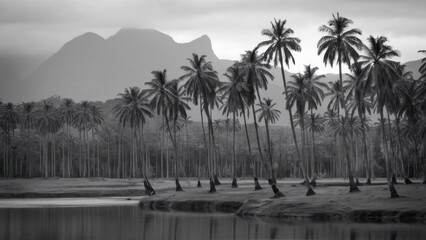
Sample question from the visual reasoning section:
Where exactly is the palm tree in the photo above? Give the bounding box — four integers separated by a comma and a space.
318, 13, 363, 192
346, 63, 373, 184
256, 98, 281, 184
89, 104, 104, 177
388, 64, 414, 184
358, 35, 401, 198
20, 102, 36, 177
238, 48, 273, 179
221, 64, 250, 188
181, 54, 220, 192
168, 79, 191, 191
0, 102, 20, 177
114, 87, 153, 181
305, 113, 326, 177
34, 101, 60, 177
60, 98, 75, 177
304, 65, 327, 177
286, 73, 316, 196
145, 69, 174, 180
73, 101, 93, 177
258, 18, 303, 180
324, 109, 339, 177
146, 70, 189, 191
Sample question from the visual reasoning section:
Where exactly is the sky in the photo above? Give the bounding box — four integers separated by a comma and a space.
0, 0, 425, 78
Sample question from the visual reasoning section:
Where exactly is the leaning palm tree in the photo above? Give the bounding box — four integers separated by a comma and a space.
286, 73, 316, 196
181, 54, 220, 192
258, 18, 303, 180
256, 98, 281, 184
358, 35, 401, 198
20, 102, 37, 177
168, 79, 191, 191
113, 87, 154, 193
238, 48, 274, 179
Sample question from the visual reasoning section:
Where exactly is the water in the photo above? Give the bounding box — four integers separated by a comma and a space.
0, 206, 425, 240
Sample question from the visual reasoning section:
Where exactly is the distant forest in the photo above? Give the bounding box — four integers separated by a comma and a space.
1, 14, 426, 198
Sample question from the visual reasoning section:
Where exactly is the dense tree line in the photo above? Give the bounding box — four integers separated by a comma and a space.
1, 13, 426, 198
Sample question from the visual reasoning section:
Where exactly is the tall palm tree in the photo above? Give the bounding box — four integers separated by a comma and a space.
256, 98, 281, 183
318, 13, 363, 192
258, 18, 303, 179
146, 70, 188, 191
20, 102, 36, 177
304, 65, 326, 177
346, 63, 373, 184
358, 35, 401, 198
181, 54, 220, 192
221, 64, 250, 188
389, 64, 414, 184
114, 87, 153, 180
305, 113, 326, 177
238, 48, 273, 178
286, 73, 316, 196
35, 101, 60, 177
60, 98, 75, 177
0, 102, 20, 177
89, 104, 104, 177
168, 79, 191, 191
73, 101, 91, 177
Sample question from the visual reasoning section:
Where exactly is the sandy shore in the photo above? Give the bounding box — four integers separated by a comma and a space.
1, 177, 425, 222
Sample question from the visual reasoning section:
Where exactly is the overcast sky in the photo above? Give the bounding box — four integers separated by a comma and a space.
1, 0, 425, 75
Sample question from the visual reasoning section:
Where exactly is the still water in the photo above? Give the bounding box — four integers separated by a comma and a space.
0, 206, 425, 240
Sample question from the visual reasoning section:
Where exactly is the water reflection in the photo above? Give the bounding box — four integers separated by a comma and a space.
0, 206, 425, 240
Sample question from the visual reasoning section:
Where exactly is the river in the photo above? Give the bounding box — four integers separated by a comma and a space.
1, 206, 425, 240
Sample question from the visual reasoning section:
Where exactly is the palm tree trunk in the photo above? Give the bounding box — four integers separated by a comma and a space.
299, 113, 315, 196
251, 103, 265, 177
265, 120, 275, 181
361, 115, 371, 184
232, 112, 238, 188
277, 48, 301, 170
199, 99, 209, 176
27, 127, 31, 178
310, 109, 315, 178
164, 114, 183, 191
160, 116, 164, 178
386, 111, 397, 183
107, 134, 110, 178
380, 110, 399, 198
337, 51, 359, 192
394, 115, 410, 183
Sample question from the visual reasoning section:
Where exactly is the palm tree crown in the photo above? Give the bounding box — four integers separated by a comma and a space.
259, 18, 301, 68
317, 13, 363, 68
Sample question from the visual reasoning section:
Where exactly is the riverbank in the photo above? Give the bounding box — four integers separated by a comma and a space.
138, 178, 426, 222
1, 177, 425, 222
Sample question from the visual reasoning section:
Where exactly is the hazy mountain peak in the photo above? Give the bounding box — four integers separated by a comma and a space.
108, 28, 174, 44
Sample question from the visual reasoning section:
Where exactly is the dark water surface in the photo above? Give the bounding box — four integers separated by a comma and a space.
0, 206, 425, 240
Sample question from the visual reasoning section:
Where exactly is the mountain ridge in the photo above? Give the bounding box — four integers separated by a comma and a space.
6, 28, 424, 126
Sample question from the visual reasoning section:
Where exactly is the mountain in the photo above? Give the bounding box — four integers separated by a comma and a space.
19, 28, 424, 126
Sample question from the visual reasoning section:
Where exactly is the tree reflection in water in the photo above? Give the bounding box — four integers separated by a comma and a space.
0, 206, 425, 240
